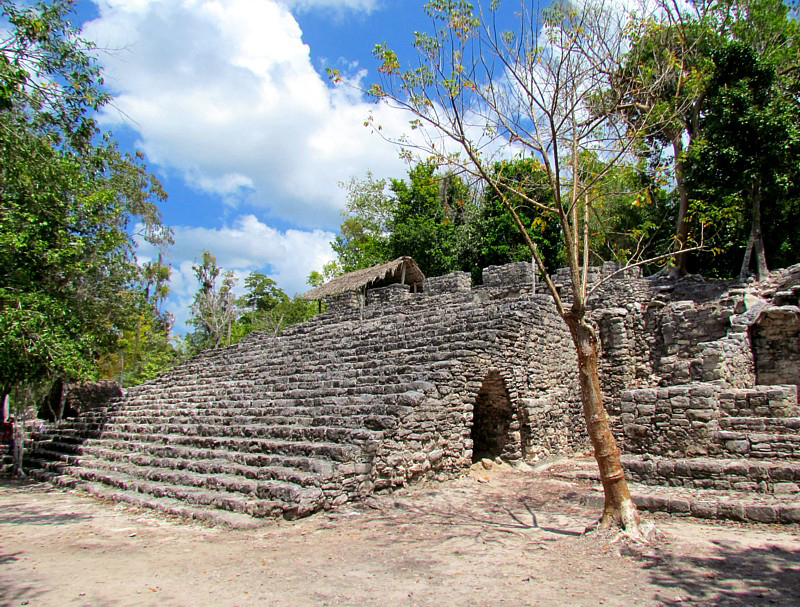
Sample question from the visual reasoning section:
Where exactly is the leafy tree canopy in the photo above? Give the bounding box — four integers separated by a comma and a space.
0, 0, 171, 400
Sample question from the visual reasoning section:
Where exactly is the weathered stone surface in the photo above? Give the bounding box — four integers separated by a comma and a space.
17, 261, 800, 524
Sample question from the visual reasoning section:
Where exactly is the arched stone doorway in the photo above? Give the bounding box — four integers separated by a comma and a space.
470, 370, 517, 462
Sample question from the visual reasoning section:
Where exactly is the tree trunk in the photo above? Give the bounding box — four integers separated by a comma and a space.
672, 136, 690, 277
564, 313, 640, 531
739, 183, 769, 281
740, 230, 755, 281
13, 421, 25, 478
751, 186, 769, 281
56, 379, 68, 421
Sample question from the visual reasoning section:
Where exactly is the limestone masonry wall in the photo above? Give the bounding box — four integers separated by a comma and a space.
20, 260, 800, 523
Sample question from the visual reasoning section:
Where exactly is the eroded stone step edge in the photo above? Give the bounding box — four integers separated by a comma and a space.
66, 401, 415, 420
621, 456, 800, 494
28, 410, 406, 440
29, 449, 327, 495
62, 457, 324, 505
51, 413, 400, 432
79, 482, 270, 529
59, 466, 322, 519
88, 404, 414, 422
32, 441, 340, 476
582, 486, 800, 524
715, 430, 800, 459
99, 423, 387, 443
24, 469, 269, 529
40, 435, 369, 462
719, 417, 800, 431
68, 448, 325, 487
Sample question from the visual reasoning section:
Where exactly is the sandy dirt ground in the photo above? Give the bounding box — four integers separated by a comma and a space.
1, 457, 799, 607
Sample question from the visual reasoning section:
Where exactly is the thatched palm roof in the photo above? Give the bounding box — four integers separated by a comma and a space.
303, 257, 425, 300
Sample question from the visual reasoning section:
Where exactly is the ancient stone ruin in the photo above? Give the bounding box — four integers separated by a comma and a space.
16, 260, 800, 526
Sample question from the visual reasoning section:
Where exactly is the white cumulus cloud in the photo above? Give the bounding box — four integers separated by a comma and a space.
137, 214, 336, 333
277, 0, 379, 12
84, 0, 411, 230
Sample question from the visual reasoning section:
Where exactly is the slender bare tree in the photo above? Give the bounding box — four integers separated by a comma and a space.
331, 0, 699, 535
190, 251, 240, 349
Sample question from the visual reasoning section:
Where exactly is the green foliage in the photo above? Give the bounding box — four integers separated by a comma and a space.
307, 261, 342, 288
332, 172, 393, 272
615, 0, 800, 276
0, 0, 171, 397
233, 271, 319, 340
187, 251, 239, 350
96, 257, 179, 387
685, 34, 800, 276
467, 159, 565, 278
329, 164, 472, 279
186, 258, 321, 355
388, 163, 468, 278
240, 272, 287, 314
579, 154, 675, 271
332, 0, 800, 289
98, 305, 180, 387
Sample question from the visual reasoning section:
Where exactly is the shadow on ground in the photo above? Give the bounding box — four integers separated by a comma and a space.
0, 573, 46, 607
644, 540, 800, 606
0, 479, 92, 526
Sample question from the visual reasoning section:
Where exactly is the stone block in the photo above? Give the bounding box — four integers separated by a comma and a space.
778, 506, 800, 524
690, 501, 718, 518
773, 482, 800, 495
687, 409, 716, 422
366, 283, 411, 305
668, 497, 691, 514
745, 505, 779, 523
670, 396, 691, 409
635, 389, 658, 403
482, 262, 533, 288
724, 440, 751, 455
425, 271, 472, 294
717, 502, 746, 521
624, 424, 649, 439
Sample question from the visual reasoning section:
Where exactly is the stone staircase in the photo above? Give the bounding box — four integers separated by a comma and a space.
15, 312, 422, 526
16, 275, 575, 527
17, 261, 797, 528
22, 323, 419, 525
619, 384, 800, 523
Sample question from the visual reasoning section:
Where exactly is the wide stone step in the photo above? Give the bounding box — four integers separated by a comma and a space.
30, 430, 93, 445
66, 446, 327, 487
30, 426, 104, 442
98, 402, 413, 421
90, 413, 399, 433
100, 423, 383, 446
576, 473, 800, 524
715, 428, 800, 459
621, 455, 800, 494
718, 416, 800, 432
47, 465, 320, 519
718, 386, 799, 418
78, 481, 269, 529
22, 468, 265, 528
103, 387, 418, 406
61, 455, 324, 506
625, 483, 800, 524
82, 442, 337, 475
61, 433, 367, 463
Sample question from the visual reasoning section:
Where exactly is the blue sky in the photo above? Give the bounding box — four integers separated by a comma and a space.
69, 0, 437, 333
